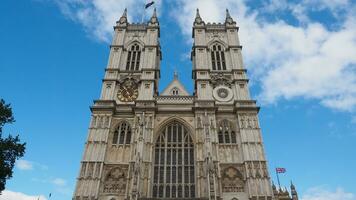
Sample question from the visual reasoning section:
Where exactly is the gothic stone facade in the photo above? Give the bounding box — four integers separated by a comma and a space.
73, 9, 298, 200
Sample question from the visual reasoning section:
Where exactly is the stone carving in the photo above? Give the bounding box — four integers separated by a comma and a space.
245, 161, 268, 178
221, 166, 244, 192
239, 114, 259, 129
211, 73, 233, 88
103, 165, 128, 194
197, 116, 203, 129
118, 74, 140, 89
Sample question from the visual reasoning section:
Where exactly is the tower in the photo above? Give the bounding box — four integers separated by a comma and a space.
191, 9, 272, 200
73, 8, 298, 200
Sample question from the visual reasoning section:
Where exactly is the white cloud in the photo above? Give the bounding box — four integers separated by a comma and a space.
16, 160, 33, 170
52, 178, 67, 187
55, 0, 162, 42
51, 0, 356, 112
301, 187, 356, 200
16, 160, 48, 171
0, 190, 47, 200
171, 0, 356, 112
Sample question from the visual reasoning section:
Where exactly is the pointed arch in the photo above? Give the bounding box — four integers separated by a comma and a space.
152, 120, 195, 198
112, 121, 132, 145
207, 38, 228, 49
209, 40, 227, 71
154, 117, 195, 143
125, 40, 143, 71
218, 119, 237, 144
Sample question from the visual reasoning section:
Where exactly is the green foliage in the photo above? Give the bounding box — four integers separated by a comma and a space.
0, 99, 26, 193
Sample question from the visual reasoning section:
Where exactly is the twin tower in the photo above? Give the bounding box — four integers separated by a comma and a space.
73, 8, 298, 200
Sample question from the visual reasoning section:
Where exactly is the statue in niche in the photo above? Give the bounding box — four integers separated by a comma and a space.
253, 117, 258, 129
247, 117, 252, 128
206, 153, 215, 175
197, 117, 202, 128
239, 115, 246, 129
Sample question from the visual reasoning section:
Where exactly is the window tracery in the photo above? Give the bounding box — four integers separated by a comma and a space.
126, 44, 141, 71
153, 121, 195, 198
171, 87, 179, 95
218, 120, 237, 144
211, 44, 226, 71
112, 122, 131, 145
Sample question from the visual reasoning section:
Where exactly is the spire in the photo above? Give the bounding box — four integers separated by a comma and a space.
118, 8, 128, 25
174, 70, 178, 79
194, 8, 204, 26
291, 181, 298, 200
149, 8, 159, 26
225, 8, 236, 26
196, 8, 201, 19
291, 181, 295, 190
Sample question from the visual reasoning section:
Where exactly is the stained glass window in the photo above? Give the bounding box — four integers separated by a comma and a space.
152, 121, 195, 198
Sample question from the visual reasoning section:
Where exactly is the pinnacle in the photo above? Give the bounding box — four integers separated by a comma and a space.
149, 7, 159, 25
123, 8, 127, 17
194, 8, 204, 25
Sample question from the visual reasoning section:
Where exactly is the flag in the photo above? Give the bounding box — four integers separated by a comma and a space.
145, 1, 154, 9
276, 167, 286, 173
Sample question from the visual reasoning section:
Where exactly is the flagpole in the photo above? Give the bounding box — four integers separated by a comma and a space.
275, 168, 281, 189
141, 1, 147, 23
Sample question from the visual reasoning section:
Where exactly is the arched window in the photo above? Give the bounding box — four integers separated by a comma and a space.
211, 44, 226, 70
171, 87, 179, 96
126, 44, 141, 71
112, 122, 132, 145
153, 121, 195, 198
218, 120, 237, 144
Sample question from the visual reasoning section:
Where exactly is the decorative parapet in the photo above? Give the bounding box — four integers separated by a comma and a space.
156, 96, 194, 104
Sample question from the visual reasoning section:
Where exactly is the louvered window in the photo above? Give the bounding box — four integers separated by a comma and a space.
211, 44, 226, 70
153, 121, 195, 198
126, 44, 141, 71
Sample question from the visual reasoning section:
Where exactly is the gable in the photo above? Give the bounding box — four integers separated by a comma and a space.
161, 79, 190, 96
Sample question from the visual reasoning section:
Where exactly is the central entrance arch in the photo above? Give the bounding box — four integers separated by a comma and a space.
152, 120, 195, 198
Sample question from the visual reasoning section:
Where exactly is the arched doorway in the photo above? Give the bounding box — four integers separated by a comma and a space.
152, 120, 195, 198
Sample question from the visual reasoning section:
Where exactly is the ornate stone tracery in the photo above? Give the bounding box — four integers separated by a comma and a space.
211, 73, 233, 88
221, 166, 245, 193
102, 165, 128, 194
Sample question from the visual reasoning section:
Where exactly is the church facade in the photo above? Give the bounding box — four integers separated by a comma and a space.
73, 8, 298, 200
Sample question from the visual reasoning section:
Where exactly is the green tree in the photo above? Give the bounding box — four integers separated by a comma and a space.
0, 99, 26, 193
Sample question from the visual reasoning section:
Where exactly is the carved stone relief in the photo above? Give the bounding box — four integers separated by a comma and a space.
92, 115, 111, 129
244, 161, 268, 178
238, 114, 259, 129
211, 73, 233, 88
221, 166, 245, 192
102, 165, 128, 194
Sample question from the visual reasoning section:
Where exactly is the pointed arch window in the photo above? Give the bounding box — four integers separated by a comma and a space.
126, 44, 141, 71
153, 121, 195, 198
112, 122, 132, 145
211, 44, 226, 71
218, 120, 237, 144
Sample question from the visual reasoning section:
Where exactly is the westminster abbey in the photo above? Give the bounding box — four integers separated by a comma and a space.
73, 8, 299, 200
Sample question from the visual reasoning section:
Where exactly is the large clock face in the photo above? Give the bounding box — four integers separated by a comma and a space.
117, 79, 139, 102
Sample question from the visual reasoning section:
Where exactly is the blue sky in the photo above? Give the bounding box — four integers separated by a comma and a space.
0, 0, 356, 200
